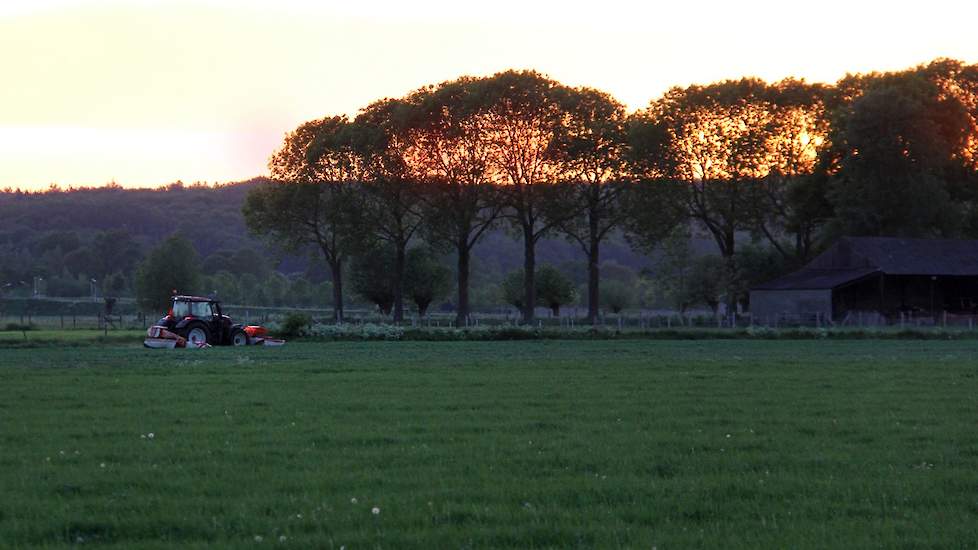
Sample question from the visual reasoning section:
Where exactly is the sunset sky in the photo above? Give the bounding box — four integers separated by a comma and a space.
2, 0, 977, 190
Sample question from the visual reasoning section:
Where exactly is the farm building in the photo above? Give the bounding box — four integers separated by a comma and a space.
750, 237, 978, 325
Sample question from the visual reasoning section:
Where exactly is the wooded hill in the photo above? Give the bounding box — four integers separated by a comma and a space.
0, 180, 667, 304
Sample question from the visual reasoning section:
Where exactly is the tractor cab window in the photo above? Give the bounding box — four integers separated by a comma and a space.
190, 301, 214, 317
172, 301, 191, 317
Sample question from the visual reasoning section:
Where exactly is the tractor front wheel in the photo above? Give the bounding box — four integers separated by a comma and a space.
231, 329, 248, 346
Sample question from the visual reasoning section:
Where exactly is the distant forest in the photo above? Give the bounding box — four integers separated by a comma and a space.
0, 180, 667, 310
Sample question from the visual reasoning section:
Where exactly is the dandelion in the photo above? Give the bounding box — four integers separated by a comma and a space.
100, 462, 106, 468
148, 432, 155, 439
140, 434, 146, 439
278, 535, 287, 542
254, 535, 263, 543
295, 513, 302, 519
59, 450, 65, 456
725, 434, 731, 438
350, 497, 357, 504
371, 506, 380, 515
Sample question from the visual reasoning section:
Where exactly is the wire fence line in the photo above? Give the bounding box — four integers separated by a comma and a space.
4, 296, 978, 332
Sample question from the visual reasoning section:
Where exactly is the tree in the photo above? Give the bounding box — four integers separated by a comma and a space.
350, 100, 426, 323
474, 70, 572, 323
205, 270, 240, 304
402, 77, 503, 326
350, 246, 396, 316
827, 75, 970, 237
287, 276, 313, 307
245, 116, 361, 322
600, 280, 632, 315
653, 225, 697, 313
747, 80, 833, 262
501, 269, 525, 311
734, 244, 787, 310
622, 114, 691, 271
533, 264, 576, 317
685, 255, 726, 314
261, 272, 289, 306
134, 235, 201, 313
91, 229, 142, 280
404, 248, 453, 317
637, 79, 786, 308
103, 271, 127, 295
546, 86, 630, 325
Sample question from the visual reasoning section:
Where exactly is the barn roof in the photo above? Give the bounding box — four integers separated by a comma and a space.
812, 237, 978, 276
752, 237, 978, 291
752, 267, 879, 291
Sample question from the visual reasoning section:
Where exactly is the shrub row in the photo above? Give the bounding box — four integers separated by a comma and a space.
277, 322, 978, 342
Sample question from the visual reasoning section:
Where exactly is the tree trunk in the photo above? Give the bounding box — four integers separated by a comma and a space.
587, 223, 600, 326
456, 242, 471, 327
393, 243, 406, 323
522, 230, 536, 324
722, 231, 738, 314
329, 258, 344, 323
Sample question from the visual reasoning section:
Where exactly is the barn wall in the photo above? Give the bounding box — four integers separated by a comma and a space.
749, 289, 833, 324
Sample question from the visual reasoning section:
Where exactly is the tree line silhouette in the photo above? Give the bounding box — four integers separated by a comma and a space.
245, 58, 978, 325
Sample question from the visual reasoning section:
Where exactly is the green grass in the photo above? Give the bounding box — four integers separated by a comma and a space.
0, 329, 145, 347
1, 341, 977, 548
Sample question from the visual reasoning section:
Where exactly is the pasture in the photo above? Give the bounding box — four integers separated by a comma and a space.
1, 340, 977, 548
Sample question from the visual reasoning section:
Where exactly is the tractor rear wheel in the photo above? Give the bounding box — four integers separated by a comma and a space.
185, 325, 210, 347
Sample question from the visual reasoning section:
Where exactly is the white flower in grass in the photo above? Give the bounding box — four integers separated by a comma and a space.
254, 535, 263, 542
371, 506, 380, 515
147, 432, 155, 439
350, 497, 357, 504
140, 434, 146, 439
278, 535, 287, 542
100, 463, 106, 468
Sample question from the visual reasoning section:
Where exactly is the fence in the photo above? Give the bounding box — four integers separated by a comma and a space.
6, 296, 978, 333
752, 309, 978, 329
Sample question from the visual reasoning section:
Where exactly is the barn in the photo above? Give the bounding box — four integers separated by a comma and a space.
750, 237, 978, 325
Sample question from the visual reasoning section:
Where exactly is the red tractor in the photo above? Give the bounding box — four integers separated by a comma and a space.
145, 295, 280, 348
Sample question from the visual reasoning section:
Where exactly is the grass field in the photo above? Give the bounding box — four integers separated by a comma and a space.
1, 340, 977, 548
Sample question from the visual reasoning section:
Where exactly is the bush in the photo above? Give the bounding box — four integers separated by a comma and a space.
305, 323, 405, 341
278, 313, 312, 339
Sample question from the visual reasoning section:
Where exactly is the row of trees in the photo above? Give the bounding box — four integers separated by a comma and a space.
246, 59, 978, 325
